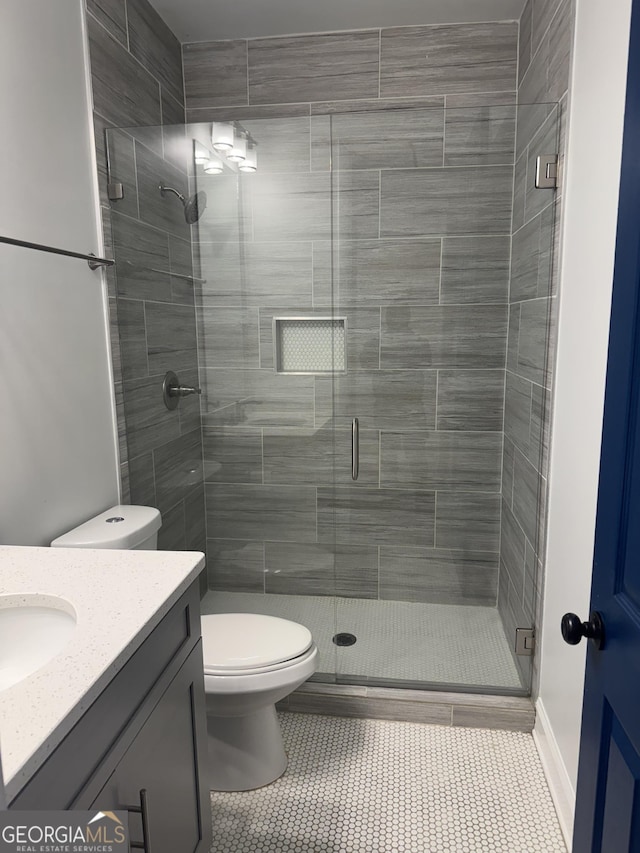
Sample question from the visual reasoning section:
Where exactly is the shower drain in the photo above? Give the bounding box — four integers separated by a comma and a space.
332, 632, 357, 647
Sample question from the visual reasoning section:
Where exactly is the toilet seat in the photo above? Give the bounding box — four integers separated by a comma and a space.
201, 613, 313, 676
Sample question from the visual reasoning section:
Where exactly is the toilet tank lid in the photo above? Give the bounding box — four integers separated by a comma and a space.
50, 505, 161, 549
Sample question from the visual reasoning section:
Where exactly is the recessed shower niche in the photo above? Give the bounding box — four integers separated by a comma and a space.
274, 317, 346, 374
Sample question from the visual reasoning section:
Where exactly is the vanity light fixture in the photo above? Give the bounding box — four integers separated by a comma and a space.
211, 122, 235, 151
227, 130, 248, 163
194, 142, 210, 165
204, 158, 224, 175
239, 142, 258, 173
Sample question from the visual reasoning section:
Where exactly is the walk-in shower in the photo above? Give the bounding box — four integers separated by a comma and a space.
106, 98, 559, 698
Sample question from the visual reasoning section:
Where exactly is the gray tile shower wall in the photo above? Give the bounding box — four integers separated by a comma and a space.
498, 0, 575, 687
85, 0, 207, 558
184, 25, 520, 606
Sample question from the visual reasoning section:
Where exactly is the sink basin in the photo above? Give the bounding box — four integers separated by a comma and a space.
0, 594, 76, 691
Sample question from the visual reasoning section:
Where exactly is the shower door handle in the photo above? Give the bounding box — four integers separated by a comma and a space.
351, 418, 359, 481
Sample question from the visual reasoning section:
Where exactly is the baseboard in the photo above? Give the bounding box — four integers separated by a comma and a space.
532, 699, 575, 849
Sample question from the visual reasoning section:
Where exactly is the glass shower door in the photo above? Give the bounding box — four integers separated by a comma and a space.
328, 102, 559, 694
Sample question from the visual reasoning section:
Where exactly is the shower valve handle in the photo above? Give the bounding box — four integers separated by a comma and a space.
169, 384, 202, 397
162, 371, 201, 410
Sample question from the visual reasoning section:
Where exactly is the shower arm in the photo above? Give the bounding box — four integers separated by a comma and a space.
159, 184, 186, 202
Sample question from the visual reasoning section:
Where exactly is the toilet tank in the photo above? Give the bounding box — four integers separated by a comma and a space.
50, 505, 162, 550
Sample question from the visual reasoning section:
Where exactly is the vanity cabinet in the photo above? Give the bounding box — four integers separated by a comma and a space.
9, 580, 212, 853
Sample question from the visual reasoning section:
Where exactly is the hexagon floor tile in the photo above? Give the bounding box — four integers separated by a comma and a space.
210, 712, 566, 852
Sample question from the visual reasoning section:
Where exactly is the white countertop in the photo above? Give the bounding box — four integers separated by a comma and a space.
0, 545, 205, 801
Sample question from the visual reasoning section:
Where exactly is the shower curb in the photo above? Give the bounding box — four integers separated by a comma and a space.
277, 682, 535, 733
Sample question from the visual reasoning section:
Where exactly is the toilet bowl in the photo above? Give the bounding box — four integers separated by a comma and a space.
201, 612, 318, 791
50, 506, 318, 793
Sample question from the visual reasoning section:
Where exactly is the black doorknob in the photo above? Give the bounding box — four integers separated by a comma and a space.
561, 611, 605, 650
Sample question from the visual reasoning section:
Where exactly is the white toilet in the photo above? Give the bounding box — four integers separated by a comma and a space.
51, 505, 318, 792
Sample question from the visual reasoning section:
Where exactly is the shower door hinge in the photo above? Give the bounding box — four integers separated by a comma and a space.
108, 181, 124, 201
515, 628, 535, 656
535, 155, 559, 189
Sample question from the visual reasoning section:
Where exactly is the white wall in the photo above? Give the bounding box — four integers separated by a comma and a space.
0, 0, 119, 545
536, 0, 633, 839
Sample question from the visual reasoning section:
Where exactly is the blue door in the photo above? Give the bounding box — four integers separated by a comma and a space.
570, 2, 640, 850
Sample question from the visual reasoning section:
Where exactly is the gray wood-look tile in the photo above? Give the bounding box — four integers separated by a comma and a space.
201, 368, 315, 428
206, 539, 265, 592
380, 431, 502, 491
529, 383, 551, 473
436, 369, 505, 431
197, 307, 260, 369
197, 242, 312, 308
504, 371, 533, 455
206, 483, 317, 542
310, 96, 445, 115
87, 14, 161, 131
531, 0, 563, 57
126, 0, 184, 105
168, 235, 194, 305
311, 108, 444, 172
381, 305, 508, 369
145, 301, 198, 374
379, 546, 498, 605
263, 427, 379, 487
128, 452, 157, 507
380, 166, 513, 237
259, 307, 380, 372
315, 370, 437, 431
157, 500, 186, 551
161, 90, 189, 175
507, 303, 521, 373
548, 0, 573, 102
512, 448, 544, 548
248, 32, 379, 105
237, 116, 311, 173
380, 23, 518, 97
435, 492, 501, 552
120, 463, 132, 515
202, 428, 263, 484
116, 298, 148, 380
523, 539, 539, 622
517, 297, 552, 385
185, 487, 207, 555
87, 0, 127, 47
500, 499, 526, 593
152, 428, 203, 515
444, 104, 515, 166
99, 125, 139, 218
188, 104, 311, 122
176, 368, 202, 435
317, 487, 435, 548
519, 0, 533, 85
264, 543, 378, 598
512, 151, 528, 235
183, 40, 248, 109
192, 173, 252, 244
286, 692, 453, 726
135, 142, 191, 239
440, 236, 510, 305
451, 705, 534, 732
123, 373, 181, 457
111, 213, 172, 301
502, 436, 516, 508
313, 238, 441, 307
250, 171, 379, 242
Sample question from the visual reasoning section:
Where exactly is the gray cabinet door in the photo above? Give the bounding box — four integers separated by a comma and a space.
91, 642, 211, 853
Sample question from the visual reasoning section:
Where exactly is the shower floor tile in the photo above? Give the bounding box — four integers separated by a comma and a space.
210, 712, 566, 853
201, 592, 522, 690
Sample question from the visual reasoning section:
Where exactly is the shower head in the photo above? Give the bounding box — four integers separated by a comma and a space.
158, 185, 207, 224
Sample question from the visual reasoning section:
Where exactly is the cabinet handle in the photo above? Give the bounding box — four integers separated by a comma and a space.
128, 788, 152, 852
